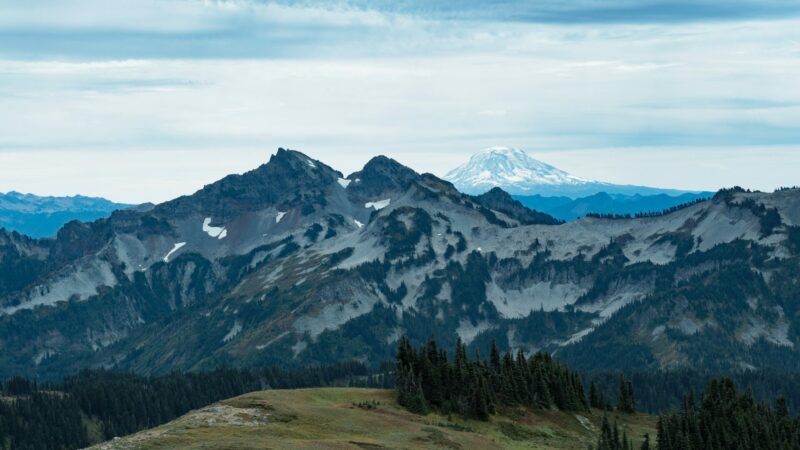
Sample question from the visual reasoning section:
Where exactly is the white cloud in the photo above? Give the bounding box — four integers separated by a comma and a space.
0, 0, 394, 33
0, 6, 799, 202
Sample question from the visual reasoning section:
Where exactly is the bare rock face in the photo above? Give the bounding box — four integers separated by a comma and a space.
1, 148, 799, 378
156, 148, 341, 219
345, 155, 420, 204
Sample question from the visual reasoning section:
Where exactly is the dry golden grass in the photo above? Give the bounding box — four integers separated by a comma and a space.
87, 388, 656, 450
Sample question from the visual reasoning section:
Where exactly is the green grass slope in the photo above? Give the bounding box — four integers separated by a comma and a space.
87, 388, 656, 450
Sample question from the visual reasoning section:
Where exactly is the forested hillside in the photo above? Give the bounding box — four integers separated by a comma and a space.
0, 363, 381, 450
2, 338, 799, 449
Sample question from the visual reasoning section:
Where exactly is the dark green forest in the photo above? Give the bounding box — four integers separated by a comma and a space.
3, 338, 800, 450
0, 362, 384, 450
653, 378, 800, 450
395, 338, 800, 450
396, 336, 590, 419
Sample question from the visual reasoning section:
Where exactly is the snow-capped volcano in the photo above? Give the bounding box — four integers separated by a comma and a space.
446, 147, 693, 198
445, 147, 593, 195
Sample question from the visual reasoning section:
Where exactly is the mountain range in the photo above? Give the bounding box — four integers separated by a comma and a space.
0, 191, 130, 238
515, 191, 711, 221
0, 148, 712, 239
1, 148, 799, 379
0, 149, 800, 376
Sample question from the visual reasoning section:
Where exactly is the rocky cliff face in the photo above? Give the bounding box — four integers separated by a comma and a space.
1, 150, 799, 378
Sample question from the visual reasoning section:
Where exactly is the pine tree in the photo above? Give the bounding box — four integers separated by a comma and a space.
617, 374, 635, 413
405, 372, 429, 415
640, 433, 650, 450
590, 382, 600, 408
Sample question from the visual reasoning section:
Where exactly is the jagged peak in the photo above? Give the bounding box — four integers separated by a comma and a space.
358, 155, 417, 177
155, 148, 339, 218
264, 148, 340, 177
347, 155, 419, 198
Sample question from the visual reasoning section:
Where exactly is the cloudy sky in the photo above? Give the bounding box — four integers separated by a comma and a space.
1, 0, 799, 203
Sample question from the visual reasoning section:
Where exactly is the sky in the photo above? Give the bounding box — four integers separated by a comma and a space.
1, 0, 800, 203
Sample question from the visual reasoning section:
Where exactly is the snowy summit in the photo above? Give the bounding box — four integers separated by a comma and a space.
445, 147, 690, 198
445, 147, 593, 195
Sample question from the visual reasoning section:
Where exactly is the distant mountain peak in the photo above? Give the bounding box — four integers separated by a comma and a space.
445, 147, 594, 196
446, 146, 697, 198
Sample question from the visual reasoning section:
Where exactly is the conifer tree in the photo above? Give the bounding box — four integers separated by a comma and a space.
617, 374, 635, 413
640, 433, 650, 450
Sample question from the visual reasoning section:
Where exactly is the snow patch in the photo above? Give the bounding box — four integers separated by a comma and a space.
577, 288, 648, 318
222, 321, 242, 343
365, 199, 391, 210
163, 242, 186, 262
292, 340, 307, 357
256, 331, 290, 350
202, 217, 227, 239
456, 320, 494, 345
354, 219, 364, 228
386, 327, 403, 345
337, 178, 351, 188
33, 350, 56, 365
561, 327, 595, 346
276, 211, 287, 223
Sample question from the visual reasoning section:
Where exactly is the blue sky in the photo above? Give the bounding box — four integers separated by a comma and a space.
1, 0, 799, 202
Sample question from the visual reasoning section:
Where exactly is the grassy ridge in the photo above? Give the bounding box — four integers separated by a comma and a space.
89, 388, 656, 450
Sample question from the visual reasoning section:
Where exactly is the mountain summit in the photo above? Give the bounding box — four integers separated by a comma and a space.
445, 147, 593, 195
445, 147, 693, 198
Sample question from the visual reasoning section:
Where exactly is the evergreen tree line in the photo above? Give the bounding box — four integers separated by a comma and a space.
395, 336, 589, 420
584, 197, 709, 221
586, 369, 800, 415
0, 361, 378, 450
588, 374, 635, 413
655, 378, 800, 450
592, 415, 648, 450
